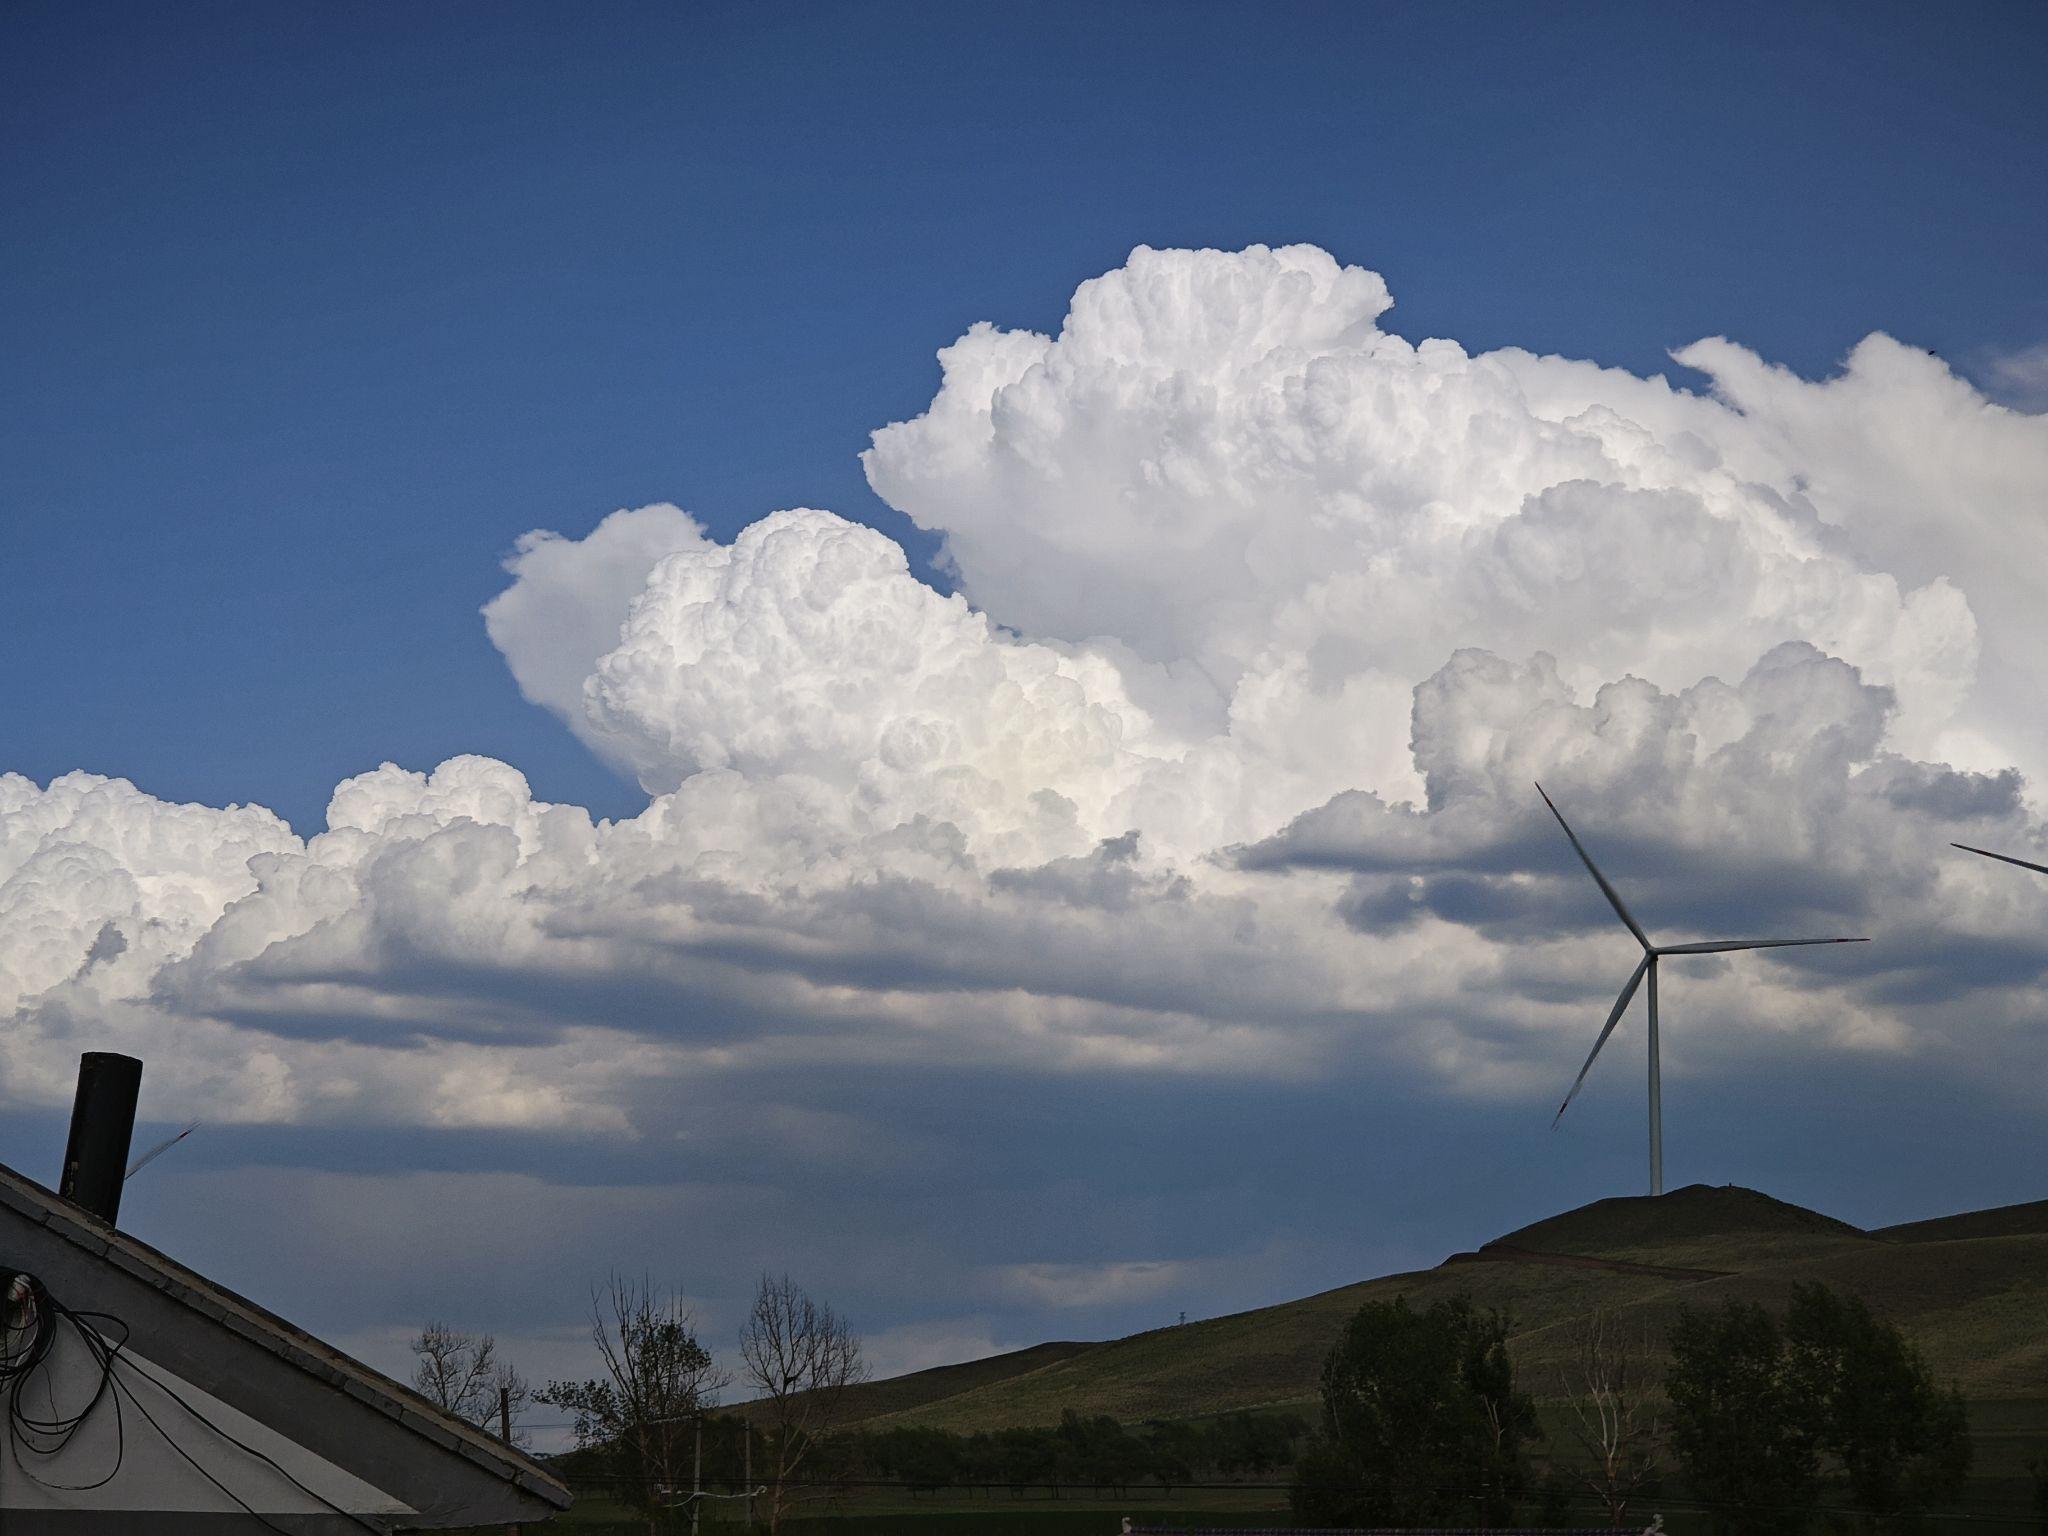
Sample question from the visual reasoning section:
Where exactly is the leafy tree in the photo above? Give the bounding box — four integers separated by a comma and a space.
1783, 1282, 1970, 1529
1666, 1299, 1818, 1535
538, 1274, 725, 1534
1054, 1409, 1149, 1494
840, 1411, 1306, 1502
1211, 1409, 1303, 1476
866, 1425, 962, 1494
1289, 1293, 1537, 1528
1141, 1419, 1199, 1496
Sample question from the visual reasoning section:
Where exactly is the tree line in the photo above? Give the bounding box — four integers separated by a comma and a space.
1292, 1282, 1980, 1533
409, 1274, 2025, 1535
410, 1271, 865, 1536
839, 1409, 1307, 1497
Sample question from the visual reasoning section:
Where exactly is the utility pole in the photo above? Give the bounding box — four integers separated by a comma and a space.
691, 1413, 703, 1536
744, 1420, 754, 1530
500, 1384, 520, 1536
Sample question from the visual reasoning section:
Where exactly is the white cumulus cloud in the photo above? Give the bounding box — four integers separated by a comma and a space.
6, 242, 2048, 1167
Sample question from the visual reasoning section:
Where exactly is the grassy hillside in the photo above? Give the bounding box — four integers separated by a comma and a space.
1878, 1197, 2048, 1244
842, 1184, 2048, 1433
1492, 1182, 1865, 1270
792, 1342, 1095, 1427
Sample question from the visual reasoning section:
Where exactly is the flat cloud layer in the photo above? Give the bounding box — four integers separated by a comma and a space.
6, 245, 2048, 1387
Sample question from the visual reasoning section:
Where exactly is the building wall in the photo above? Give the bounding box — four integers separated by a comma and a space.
1, 1307, 415, 1525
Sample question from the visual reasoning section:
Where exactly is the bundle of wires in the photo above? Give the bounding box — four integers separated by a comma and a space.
1, 1266, 130, 1491
0, 1265, 383, 1533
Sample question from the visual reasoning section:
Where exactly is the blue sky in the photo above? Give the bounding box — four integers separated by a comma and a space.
7, 1, 2045, 829
4, 1, 2048, 1421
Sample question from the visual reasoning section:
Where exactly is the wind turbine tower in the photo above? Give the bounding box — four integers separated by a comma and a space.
1538, 784, 1867, 1196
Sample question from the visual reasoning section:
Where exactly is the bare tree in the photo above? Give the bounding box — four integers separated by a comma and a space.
739, 1273, 868, 1534
1560, 1307, 1663, 1528
411, 1321, 530, 1443
537, 1275, 726, 1533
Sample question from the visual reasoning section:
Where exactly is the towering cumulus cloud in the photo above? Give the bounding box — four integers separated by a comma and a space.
5, 244, 2047, 1147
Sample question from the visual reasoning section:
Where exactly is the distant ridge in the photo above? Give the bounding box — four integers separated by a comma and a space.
1877, 1197, 2048, 1245
1444, 1242, 1729, 1282
833, 1184, 2047, 1433
1490, 1183, 1866, 1255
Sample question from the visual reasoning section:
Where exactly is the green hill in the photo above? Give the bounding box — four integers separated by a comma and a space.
843, 1184, 2048, 1433
791, 1341, 1095, 1427
1877, 1197, 2048, 1245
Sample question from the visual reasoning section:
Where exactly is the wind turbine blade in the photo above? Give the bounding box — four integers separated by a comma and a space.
1953, 843, 2048, 878
1554, 954, 1651, 1126
1658, 937, 1869, 955
1535, 783, 1650, 949
125, 1121, 200, 1181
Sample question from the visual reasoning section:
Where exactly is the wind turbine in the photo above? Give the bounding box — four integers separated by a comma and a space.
1951, 842, 2048, 877
1537, 784, 1868, 1196
124, 1120, 200, 1181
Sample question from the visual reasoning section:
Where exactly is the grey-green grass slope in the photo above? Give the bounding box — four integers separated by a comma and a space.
756, 1341, 1095, 1427
1877, 1197, 2048, 1245
845, 1185, 2047, 1433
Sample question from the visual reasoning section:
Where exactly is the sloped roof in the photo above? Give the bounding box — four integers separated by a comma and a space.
0, 1158, 569, 1529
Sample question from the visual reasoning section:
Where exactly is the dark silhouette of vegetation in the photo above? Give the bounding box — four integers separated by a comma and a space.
537, 1274, 726, 1534
1667, 1298, 1820, 1535
1289, 1293, 1537, 1529
1557, 1307, 1662, 1528
838, 1408, 1306, 1497
1783, 1281, 1970, 1530
1531, 1469, 1576, 1527
1668, 1283, 1971, 1535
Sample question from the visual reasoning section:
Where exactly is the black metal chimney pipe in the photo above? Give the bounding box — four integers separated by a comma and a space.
60, 1052, 142, 1226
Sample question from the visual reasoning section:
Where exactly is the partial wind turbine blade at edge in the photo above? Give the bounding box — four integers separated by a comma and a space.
1535, 783, 1651, 950
1555, 953, 1652, 1126
1953, 843, 2048, 878
125, 1121, 200, 1180
1658, 937, 1869, 955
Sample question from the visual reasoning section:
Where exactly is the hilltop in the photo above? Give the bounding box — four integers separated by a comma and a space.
830, 1185, 2048, 1433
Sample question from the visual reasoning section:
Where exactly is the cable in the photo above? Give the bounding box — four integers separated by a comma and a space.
669, 1484, 767, 1504
107, 1351, 383, 1535
2, 1267, 385, 1533
1, 1270, 129, 1493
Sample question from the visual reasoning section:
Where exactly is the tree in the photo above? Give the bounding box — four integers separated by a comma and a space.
1558, 1307, 1662, 1527
738, 1273, 868, 1535
1289, 1293, 1537, 1529
1666, 1299, 1818, 1535
410, 1321, 529, 1444
1782, 1282, 1970, 1529
538, 1275, 726, 1534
